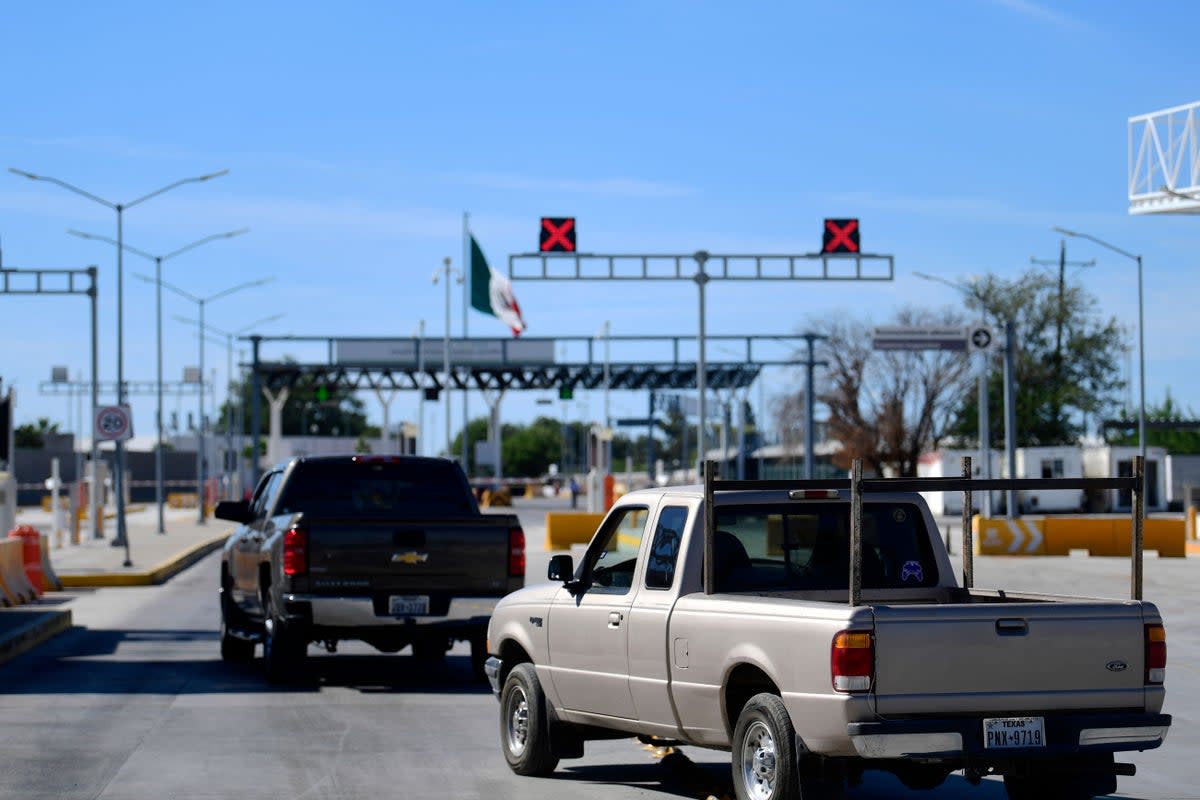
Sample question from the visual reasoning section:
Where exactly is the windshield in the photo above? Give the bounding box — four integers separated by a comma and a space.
713, 502, 939, 592
274, 459, 476, 517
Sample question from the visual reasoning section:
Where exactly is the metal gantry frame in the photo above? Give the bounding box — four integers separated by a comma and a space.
702, 456, 1147, 602
509, 251, 893, 475
244, 333, 825, 484
0, 266, 103, 541
1129, 100, 1200, 215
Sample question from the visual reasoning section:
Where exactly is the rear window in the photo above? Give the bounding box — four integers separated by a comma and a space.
275, 459, 476, 517
713, 502, 938, 592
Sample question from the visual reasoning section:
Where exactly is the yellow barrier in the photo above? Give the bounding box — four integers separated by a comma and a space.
38, 534, 63, 592
524, 482, 538, 499
974, 515, 1186, 558
481, 487, 512, 508
545, 512, 606, 551
0, 539, 38, 605
1188, 506, 1196, 541
39, 495, 69, 512
167, 493, 199, 509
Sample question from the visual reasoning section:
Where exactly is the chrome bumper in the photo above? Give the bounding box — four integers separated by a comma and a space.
283, 594, 497, 628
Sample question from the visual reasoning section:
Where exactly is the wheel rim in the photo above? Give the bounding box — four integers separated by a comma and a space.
505, 684, 530, 756
741, 719, 778, 800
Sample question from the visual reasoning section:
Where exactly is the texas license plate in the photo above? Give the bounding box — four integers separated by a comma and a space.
388, 595, 430, 616
983, 716, 1045, 749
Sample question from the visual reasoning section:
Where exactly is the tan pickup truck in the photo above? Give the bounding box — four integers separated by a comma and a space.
485, 461, 1170, 800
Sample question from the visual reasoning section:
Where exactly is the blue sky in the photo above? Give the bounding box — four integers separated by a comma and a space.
1, 1, 1198, 456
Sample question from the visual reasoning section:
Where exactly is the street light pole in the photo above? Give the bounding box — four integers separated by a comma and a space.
134, 272, 274, 522
67, 228, 247, 533
1053, 228, 1146, 463
432, 258, 462, 461
10, 166, 228, 549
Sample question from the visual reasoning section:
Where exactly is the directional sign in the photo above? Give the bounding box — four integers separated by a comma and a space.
822, 218, 860, 254
977, 517, 1046, 555
540, 217, 577, 253
871, 326, 969, 352
968, 326, 994, 351
95, 404, 133, 442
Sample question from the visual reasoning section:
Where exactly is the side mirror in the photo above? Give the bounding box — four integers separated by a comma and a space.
548, 554, 574, 583
214, 499, 253, 524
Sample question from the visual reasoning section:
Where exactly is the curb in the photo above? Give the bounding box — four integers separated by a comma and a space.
0, 608, 72, 665
59, 532, 230, 588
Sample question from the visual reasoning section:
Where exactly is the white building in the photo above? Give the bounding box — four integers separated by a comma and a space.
917, 449, 1003, 515
1014, 446, 1086, 513
1081, 445, 1168, 512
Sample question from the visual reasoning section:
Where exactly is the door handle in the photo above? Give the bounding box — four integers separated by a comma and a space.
996, 618, 1028, 636
608, 611, 623, 628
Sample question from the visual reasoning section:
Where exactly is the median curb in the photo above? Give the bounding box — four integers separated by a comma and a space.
0, 608, 72, 665
58, 533, 230, 588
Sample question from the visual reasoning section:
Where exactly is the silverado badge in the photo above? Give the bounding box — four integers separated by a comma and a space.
392, 551, 429, 565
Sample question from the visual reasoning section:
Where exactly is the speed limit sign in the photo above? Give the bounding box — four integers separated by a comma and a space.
95, 404, 133, 442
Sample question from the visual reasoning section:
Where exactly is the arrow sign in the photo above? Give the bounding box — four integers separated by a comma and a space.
969, 327, 994, 351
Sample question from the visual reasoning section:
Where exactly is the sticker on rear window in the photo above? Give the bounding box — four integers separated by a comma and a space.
892, 508, 907, 523
901, 560, 924, 582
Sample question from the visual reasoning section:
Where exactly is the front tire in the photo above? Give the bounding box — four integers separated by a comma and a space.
499, 663, 559, 776
732, 693, 844, 800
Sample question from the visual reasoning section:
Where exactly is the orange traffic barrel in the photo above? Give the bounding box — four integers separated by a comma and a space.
7, 526, 45, 597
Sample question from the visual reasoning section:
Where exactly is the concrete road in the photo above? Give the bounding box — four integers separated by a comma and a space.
0, 497, 1193, 799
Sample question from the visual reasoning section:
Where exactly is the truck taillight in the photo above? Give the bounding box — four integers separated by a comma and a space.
831, 630, 873, 693
283, 526, 308, 577
1145, 624, 1166, 685
509, 527, 525, 578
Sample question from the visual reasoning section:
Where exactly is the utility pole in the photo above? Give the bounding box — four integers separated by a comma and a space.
1031, 243, 1094, 434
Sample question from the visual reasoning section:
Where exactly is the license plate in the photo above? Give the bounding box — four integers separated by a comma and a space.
388, 595, 430, 616
983, 716, 1045, 749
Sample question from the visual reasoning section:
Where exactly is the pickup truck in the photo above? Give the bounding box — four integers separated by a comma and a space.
485, 461, 1170, 800
215, 454, 525, 682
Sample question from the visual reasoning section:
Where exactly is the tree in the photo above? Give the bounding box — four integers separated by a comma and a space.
945, 268, 1127, 446
1106, 391, 1200, 454
219, 361, 371, 438
791, 307, 974, 477
15, 418, 59, 448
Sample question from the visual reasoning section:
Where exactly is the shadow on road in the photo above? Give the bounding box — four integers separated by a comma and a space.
0, 624, 490, 696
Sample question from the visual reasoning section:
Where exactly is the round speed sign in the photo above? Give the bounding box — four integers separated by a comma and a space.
95, 405, 132, 441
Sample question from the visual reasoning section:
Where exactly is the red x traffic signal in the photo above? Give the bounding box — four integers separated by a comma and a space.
540, 217, 576, 253
822, 218, 860, 254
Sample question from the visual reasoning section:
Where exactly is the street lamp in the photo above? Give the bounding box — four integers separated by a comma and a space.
9, 166, 228, 550
1053, 227, 1146, 463
432, 258, 462, 462
134, 272, 274, 522
67, 227, 248, 534
173, 312, 284, 501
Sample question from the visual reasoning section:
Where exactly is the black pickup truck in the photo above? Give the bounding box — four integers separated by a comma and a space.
215, 455, 525, 681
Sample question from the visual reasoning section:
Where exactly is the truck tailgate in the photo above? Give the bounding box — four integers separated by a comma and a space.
305, 516, 515, 594
872, 601, 1148, 715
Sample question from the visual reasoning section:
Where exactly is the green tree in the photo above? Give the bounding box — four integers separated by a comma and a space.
220, 362, 371, 438
1106, 391, 1200, 454
946, 268, 1126, 446
14, 418, 60, 448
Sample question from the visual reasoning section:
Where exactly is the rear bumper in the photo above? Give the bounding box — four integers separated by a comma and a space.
282, 594, 497, 629
847, 712, 1171, 760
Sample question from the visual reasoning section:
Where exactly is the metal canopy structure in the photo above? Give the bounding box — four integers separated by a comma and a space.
1129, 100, 1200, 215
245, 333, 823, 483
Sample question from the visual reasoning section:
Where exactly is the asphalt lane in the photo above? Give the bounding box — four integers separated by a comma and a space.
0, 497, 1193, 799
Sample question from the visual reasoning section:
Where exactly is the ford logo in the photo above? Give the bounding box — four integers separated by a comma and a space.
1105, 660, 1128, 673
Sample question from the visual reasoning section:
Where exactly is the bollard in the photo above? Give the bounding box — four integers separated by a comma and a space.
8, 526, 45, 597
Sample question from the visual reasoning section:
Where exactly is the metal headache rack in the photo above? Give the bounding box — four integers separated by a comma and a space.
702, 456, 1148, 603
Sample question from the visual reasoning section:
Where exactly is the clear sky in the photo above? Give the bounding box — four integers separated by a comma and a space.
1, 0, 1198, 457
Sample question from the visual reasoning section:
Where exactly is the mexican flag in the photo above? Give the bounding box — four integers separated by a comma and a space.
469, 235, 526, 336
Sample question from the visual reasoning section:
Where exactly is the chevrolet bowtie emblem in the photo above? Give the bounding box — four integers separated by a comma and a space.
392, 551, 429, 565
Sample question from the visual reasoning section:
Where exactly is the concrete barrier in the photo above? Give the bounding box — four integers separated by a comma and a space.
38, 534, 62, 591
0, 539, 38, 604
974, 515, 1186, 558
545, 512, 606, 551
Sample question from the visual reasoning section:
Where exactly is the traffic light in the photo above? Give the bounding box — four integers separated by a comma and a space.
540, 217, 577, 253
822, 218, 860, 254
423, 388, 440, 401
559, 386, 574, 401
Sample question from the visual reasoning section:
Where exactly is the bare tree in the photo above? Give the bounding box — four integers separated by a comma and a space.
785, 307, 973, 477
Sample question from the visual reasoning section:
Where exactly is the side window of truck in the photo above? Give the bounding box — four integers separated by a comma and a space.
252, 471, 284, 519
586, 506, 649, 594
645, 506, 689, 590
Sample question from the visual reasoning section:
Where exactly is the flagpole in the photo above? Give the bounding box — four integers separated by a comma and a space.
462, 211, 470, 472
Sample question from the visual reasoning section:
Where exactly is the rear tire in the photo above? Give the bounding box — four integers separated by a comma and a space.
499, 663, 559, 776
732, 693, 844, 800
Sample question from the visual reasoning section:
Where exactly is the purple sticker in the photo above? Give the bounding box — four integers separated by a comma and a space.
901, 561, 923, 582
